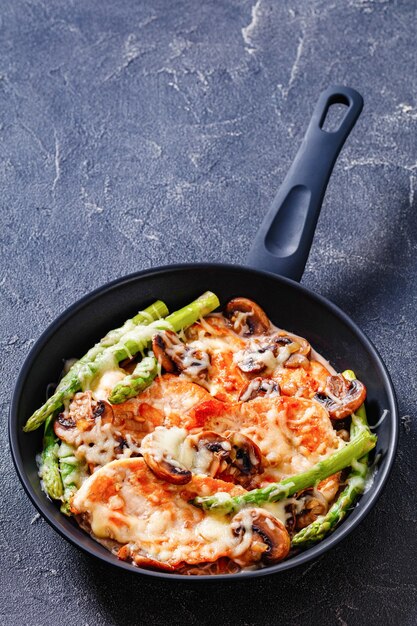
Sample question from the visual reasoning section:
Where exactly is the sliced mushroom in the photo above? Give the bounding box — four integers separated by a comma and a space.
235, 332, 312, 374
273, 333, 311, 357
115, 436, 129, 455
269, 333, 311, 367
92, 400, 106, 419
152, 330, 179, 373
219, 432, 264, 487
185, 431, 231, 477
234, 344, 277, 374
239, 377, 280, 401
225, 298, 270, 335
54, 391, 97, 434
284, 502, 297, 535
143, 451, 192, 485
152, 330, 209, 378
314, 374, 367, 420
294, 489, 328, 529
140, 428, 192, 485
184, 430, 263, 486
56, 413, 76, 429
231, 508, 290, 565
284, 353, 310, 369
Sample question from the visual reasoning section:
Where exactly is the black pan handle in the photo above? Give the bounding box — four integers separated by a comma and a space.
246, 85, 363, 281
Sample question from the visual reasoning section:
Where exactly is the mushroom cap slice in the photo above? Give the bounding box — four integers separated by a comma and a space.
272, 333, 311, 358
152, 330, 181, 373
239, 377, 280, 402
315, 374, 367, 420
142, 451, 192, 485
152, 330, 210, 378
225, 298, 270, 335
284, 353, 310, 370
141, 427, 192, 485
185, 431, 231, 477
56, 413, 76, 429
294, 489, 329, 529
231, 508, 290, 564
219, 431, 264, 487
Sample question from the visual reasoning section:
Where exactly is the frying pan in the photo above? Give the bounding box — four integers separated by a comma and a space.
9, 86, 398, 580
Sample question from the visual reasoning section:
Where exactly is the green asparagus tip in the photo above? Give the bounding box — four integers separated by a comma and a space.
108, 355, 158, 404
165, 291, 220, 333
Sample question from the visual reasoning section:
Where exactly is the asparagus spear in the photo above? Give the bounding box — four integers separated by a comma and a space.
72, 291, 219, 390
191, 428, 376, 513
55, 300, 168, 394
58, 442, 86, 516
108, 354, 159, 404
40, 415, 64, 500
291, 369, 371, 547
24, 300, 167, 433
24, 292, 219, 432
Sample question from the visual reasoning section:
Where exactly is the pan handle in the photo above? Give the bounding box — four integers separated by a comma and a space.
246, 85, 363, 281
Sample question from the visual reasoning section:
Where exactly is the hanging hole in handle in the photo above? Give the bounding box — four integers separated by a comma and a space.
320, 95, 350, 133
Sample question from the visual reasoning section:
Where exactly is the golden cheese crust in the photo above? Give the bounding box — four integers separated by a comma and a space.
54, 371, 340, 483
72, 458, 249, 569
193, 395, 341, 482
183, 315, 332, 402
51, 303, 358, 573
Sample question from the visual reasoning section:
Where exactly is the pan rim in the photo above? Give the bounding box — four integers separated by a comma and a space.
9, 262, 399, 581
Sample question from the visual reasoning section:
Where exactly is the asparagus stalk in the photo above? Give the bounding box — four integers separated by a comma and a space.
107, 291, 220, 404
108, 354, 159, 404
58, 442, 87, 516
24, 292, 219, 432
40, 415, 64, 500
55, 300, 168, 394
24, 300, 167, 433
192, 428, 376, 513
75, 291, 219, 386
291, 369, 371, 547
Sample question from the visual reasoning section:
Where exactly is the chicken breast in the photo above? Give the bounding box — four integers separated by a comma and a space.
72, 457, 259, 569
182, 316, 331, 402
191, 395, 342, 481
54, 376, 214, 471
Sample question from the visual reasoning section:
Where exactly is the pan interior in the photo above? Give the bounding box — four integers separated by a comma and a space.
10, 264, 397, 580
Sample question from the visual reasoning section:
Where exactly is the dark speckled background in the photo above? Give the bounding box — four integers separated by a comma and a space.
1, 1, 416, 624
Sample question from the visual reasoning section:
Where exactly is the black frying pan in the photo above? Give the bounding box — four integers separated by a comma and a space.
9, 86, 398, 581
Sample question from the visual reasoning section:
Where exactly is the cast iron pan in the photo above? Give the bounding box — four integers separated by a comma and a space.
9, 86, 398, 580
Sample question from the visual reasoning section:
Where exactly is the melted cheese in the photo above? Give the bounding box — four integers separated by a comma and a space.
57, 307, 350, 573
140, 426, 187, 464
201, 396, 341, 481
140, 427, 232, 477
233, 344, 276, 372
72, 458, 251, 567
91, 369, 126, 401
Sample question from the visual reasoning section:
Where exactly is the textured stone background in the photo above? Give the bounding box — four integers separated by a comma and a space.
1, 0, 416, 624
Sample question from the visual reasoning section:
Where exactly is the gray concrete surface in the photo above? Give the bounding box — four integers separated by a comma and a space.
1, 0, 416, 624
